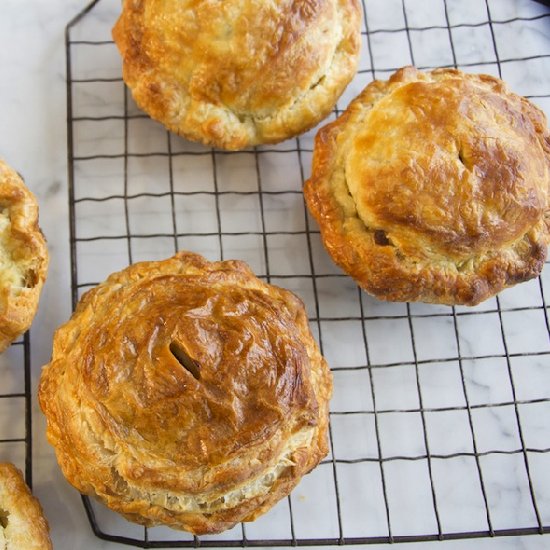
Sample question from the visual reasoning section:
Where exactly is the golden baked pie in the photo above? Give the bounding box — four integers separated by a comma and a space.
39, 251, 331, 535
0, 159, 48, 351
304, 67, 550, 305
0, 463, 52, 550
112, 0, 361, 150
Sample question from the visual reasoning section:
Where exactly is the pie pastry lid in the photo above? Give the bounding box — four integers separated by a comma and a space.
39, 251, 331, 534
0, 159, 48, 351
304, 67, 550, 305
112, 0, 361, 149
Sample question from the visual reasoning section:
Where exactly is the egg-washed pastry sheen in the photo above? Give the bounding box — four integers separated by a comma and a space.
112, 0, 361, 150
0, 463, 52, 550
39, 252, 331, 535
304, 67, 550, 305
0, 160, 48, 351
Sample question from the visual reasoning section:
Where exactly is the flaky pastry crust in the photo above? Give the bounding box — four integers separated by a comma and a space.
0, 160, 48, 351
112, 0, 361, 150
39, 251, 331, 535
0, 463, 52, 550
304, 67, 550, 305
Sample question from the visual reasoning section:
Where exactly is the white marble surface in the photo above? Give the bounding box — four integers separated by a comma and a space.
1, 0, 550, 549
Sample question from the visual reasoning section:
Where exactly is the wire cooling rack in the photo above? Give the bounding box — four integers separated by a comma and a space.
65, 0, 550, 546
0, 333, 33, 488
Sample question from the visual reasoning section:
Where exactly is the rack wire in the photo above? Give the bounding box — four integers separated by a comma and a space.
0, 333, 34, 488
66, 0, 550, 546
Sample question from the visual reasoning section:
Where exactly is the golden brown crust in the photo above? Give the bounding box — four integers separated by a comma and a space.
304, 67, 550, 305
0, 160, 49, 351
39, 251, 331, 535
112, 0, 361, 150
0, 463, 52, 550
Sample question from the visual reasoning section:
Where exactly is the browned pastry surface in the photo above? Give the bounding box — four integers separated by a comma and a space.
0, 160, 48, 351
39, 251, 331, 535
304, 67, 550, 305
112, 0, 361, 150
0, 463, 52, 550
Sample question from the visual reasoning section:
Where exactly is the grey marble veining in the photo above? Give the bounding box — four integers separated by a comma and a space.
0, 0, 549, 549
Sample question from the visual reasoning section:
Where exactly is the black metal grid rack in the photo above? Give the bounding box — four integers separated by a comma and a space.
0, 333, 34, 488
66, 0, 550, 546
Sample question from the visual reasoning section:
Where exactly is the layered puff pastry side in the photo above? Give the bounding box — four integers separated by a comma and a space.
0, 463, 52, 550
304, 67, 550, 306
112, 0, 361, 150
39, 251, 332, 535
0, 160, 48, 351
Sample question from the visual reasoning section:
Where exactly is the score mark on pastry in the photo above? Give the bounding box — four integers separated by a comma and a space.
170, 340, 201, 381
0, 507, 8, 528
